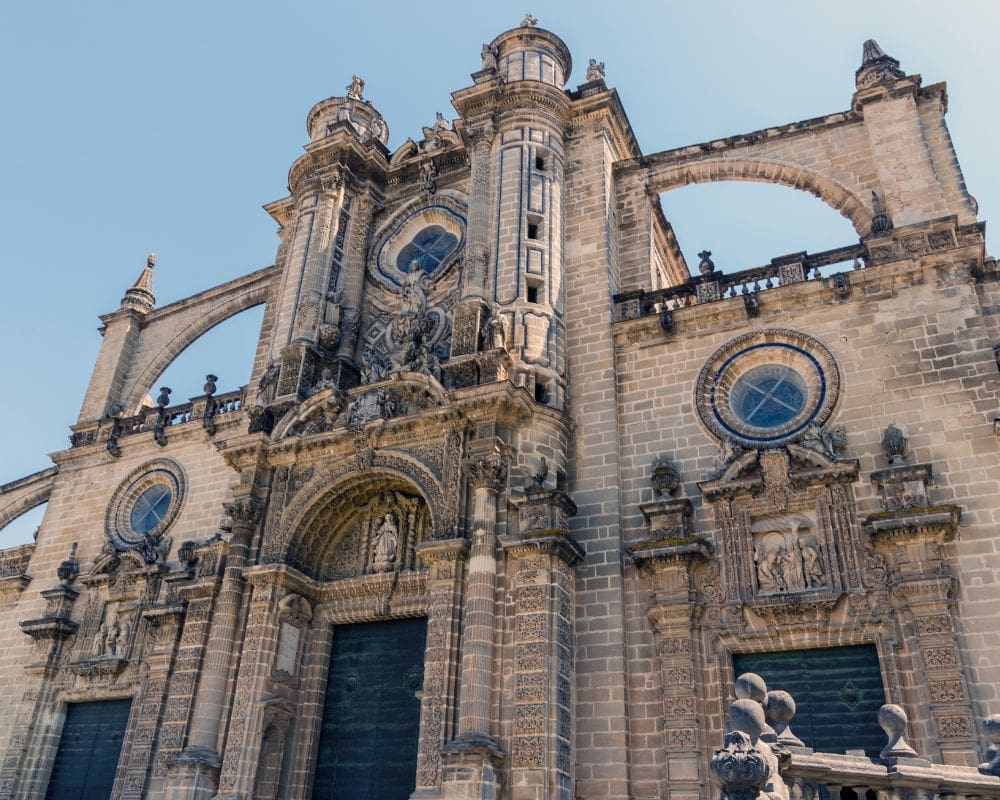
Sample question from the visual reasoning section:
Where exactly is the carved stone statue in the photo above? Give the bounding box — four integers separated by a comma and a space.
372, 513, 400, 572
755, 541, 786, 593
881, 423, 908, 466
486, 303, 508, 350
586, 58, 605, 81
361, 346, 391, 384
257, 361, 280, 406
480, 43, 498, 71
521, 13, 537, 27
346, 74, 365, 100
713, 438, 743, 478
529, 456, 548, 490
799, 537, 825, 588
400, 267, 430, 315
800, 422, 847, 459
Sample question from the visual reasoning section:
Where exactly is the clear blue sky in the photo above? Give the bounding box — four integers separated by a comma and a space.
2, 1, 997, 541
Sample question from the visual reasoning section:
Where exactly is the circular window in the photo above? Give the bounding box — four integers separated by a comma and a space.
106, 460, 186, 549
396, 225, 458, 274
128, 485, 173, 534
730, 365, 807, 429
696, 330, 840, 447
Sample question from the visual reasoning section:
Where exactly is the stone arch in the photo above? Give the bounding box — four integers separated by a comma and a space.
269, 451, 446, 578
647, 157, 874, 237
0, 467, 57, 533
123, 284, 269, 413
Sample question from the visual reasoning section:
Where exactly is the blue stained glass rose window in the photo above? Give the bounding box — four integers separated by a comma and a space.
129, 485, 172, 534
729, 365, 807, 429
396, 226, 458, 274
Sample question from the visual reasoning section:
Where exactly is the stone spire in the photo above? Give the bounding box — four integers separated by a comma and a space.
120, 253, 156, 314
856, 38, 905, 90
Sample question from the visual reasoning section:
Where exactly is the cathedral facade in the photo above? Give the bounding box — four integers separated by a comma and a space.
1, 17, 999, 800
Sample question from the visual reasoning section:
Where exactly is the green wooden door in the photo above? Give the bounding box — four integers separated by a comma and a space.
314, 617, 427, 800
44, 699, 132, 800
733, 644, 886, 756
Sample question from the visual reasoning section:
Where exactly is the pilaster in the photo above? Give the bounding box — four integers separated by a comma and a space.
628, 498, 711, 800
501, 488, 581, 800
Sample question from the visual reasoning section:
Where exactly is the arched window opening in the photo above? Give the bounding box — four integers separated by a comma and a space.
657, 182, 859, 280
1, 501, 47, 547
149, 305, 265, 407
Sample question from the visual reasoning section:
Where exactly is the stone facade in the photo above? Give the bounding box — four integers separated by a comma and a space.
1, 19, 999, 800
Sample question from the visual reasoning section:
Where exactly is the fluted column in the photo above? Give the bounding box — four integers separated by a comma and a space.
461, 118, 496, 301
454, 453, 506, 743
336, 187, 376, 360
291, 170, 345, 345
165, 496, 261, 800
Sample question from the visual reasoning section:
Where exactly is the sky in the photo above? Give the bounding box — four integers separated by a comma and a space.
1, 0, 998, 542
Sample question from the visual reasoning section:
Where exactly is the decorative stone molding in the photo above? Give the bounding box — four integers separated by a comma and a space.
511, 487, 576, 536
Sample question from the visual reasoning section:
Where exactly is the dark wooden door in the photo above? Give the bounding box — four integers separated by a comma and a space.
44, 699, 132, 800
733, 644, 886, 756
314, 617, 427, 800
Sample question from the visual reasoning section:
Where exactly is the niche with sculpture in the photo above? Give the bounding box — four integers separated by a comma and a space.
751, 514, 829, 596
304, 489, 431, 582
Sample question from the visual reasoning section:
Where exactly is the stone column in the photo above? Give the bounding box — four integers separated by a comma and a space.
1, 576, 80, 800
290, 171, 344, 346
628, 498, 710, 800
165, 496, 261, 800
335, 187, 376, 363
461, 118, 496, 301
441, 453, 506, 799
454, 453, 506, 742
502, 488, 581, 800
866, 464, 972, 765
214, 579, 286, 798
120, 601, 185, 799
413, 537, 469, 797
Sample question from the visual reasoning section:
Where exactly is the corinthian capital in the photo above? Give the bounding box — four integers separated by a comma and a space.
223, 497, 263, 532
465, 454, 507, 492
466, 117, 496, 149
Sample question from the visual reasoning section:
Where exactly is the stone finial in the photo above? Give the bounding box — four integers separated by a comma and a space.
710, 729, 770, 800
177, 540, 198, 568
870, 191, 893, 235
56, 542, 79, 585
735, 672, 777, 741
698, 250, 716, 275
878, 703, 918, 760
856, 39, 905, 91
979, 714, 1000, 776
728, 697, 766, 741
735, 672, 767, 704
346, 74, 365, 100
650, 455, 680, 497
520, 12, 538, 27
586, 58, 605, 82
765, 690, 804, 747
120, 253, 157, 314
880, 423, 908, 467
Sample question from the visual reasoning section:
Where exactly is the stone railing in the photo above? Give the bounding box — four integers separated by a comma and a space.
615, 243, 866, 322
69, 386, 245, 452
709, 673, 1000, 800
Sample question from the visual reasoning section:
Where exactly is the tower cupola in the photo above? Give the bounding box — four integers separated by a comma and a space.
486, 15, 572, 88
305, 74, 390, 146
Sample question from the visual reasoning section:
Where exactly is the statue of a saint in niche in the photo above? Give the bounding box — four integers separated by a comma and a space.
372, 512, 400, 572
